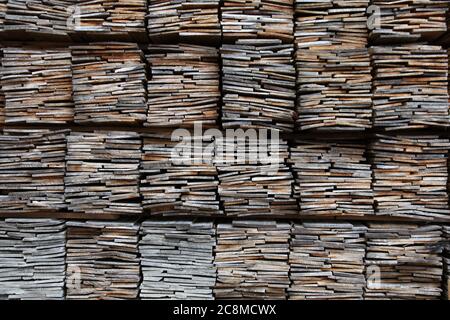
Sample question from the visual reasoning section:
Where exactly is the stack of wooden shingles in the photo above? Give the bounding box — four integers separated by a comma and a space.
289, 222, 367, 299
147, 0, 221, 44
295, 0, 372, 131
64, 131, 142, 215
71, 43, 146, 124
288, 140, 374, 217
371, 45, 449, 130
139, 220, 216, 299
140, 133, 221, 216
364, 223, 443, 299
0, 218, 66, 300
215, 220, 291, 299
146, 44, 220, 127
369, 135, 450, 221
221, 0, 294, 43
0, 1, 5, 36
0, 45, 73, 124
0, 129, 68, 213
216, 136, 297, 217
221, 39, 296, 132
71, 0, 147, 42
65, 221, 140, 299
444, 225, 450, 300
369, 0, 448, 44
0, 48, 3, 125
2, 0, 72, 41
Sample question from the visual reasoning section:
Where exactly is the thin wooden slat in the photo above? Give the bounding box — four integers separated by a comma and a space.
215, 220, 291, 299
146, 44, 220, 127
364, 223, 443, 300
139, 220, 216, 300
71, 42, 147, 124
66, 220, 140, 300
444, 225, 450, 300
64, 131, 142, 215
0, 218, 66, 300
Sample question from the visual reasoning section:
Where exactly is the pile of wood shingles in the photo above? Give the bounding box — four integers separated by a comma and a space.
444, 226, 450, 300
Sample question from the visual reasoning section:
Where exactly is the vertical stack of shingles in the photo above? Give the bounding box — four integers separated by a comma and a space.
215, 220, 291, 299
221, 0, 294, 43
65, 220, 140, 299
0, 48, 4, 125
71, 42, 147, 124
0, 129, 68, 213
71, 0, 147, 42
216, 136, 297, 217
369, 0, 448, 44
0, 218, 66, 300
289, 222, 367, 299
147, 0, 221, 45
371, 45, 449, 130
444, 225, 450, 300
369, 134, 450, 221
288, 140, 373, 217
64, 131, 142, 215
295, 0, 372, 131
146, 44, 220, 127
364, 223, 443, 300
221, 39, 296, 132
140, 133, 221, 216
0, 45, 73, 124
139, 220, 216, 299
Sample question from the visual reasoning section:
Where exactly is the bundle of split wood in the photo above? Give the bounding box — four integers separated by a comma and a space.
140, 133, 221, 216
369, 134, 450, 221
71, 0, 147, 42
221, 0, 294, 43
64, 131, 142, 215
139, 220, 216, 299
66, 220, 140, 300
0, 129, 68, 213
289, 222, 367, 300
221, 39, 296, 132
0, 218, 66, 300
215, 220, 291, 299
289, 141, 373, 217
147, 0, 221, 45
0, 45, 73, 124
296, 48, 372, 131
71, 43, 146, 124
295, 0, 369, 50
364, 223, 443, 300
146, 44, 220, 127
369, 0, 448, 44
216, 136, 297, 217
2, 0, 73, 41
371, 45, 449, 130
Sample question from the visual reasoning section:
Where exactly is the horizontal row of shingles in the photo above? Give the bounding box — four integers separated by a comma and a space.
1, 129, 450, 222
0, 218, 448, 300
0, 42, 449, 132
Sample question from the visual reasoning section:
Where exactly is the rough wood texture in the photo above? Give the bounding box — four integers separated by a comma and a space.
0, 218, 66, 300
222, 0, 294, 43
0, 129, 68, 213
371, 45, 449, 130
65, 131, 142, 215
139, 220, 216, 299
0, 45, 73, 124
147, 0, 221, 45
217, 136, 297, 217
289, 222, 367, 299
444, 226, 450, 300
370, 0, 448, 44
364, 223, 443, 300
71, 43, 147, 124
370, 134, 450, 221
289, 141, 374, 217
221, 39, 296, 132
140, 133, 221, 216
146, 44, 220, 127
66, 220, 140, 300
215, 220, 291, 299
